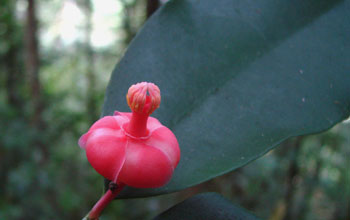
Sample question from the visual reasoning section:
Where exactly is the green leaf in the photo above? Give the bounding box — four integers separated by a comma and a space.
103, 0, 350, 198
153, 192, 260, 220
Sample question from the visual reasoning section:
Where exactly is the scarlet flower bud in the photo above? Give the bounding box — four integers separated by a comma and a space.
79, 82, 180, 188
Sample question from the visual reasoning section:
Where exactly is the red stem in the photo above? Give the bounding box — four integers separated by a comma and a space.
87, 183, 125, 219
127, 111, 149, 137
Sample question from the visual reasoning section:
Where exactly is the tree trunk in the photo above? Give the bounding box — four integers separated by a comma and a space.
283, 137, 303, 220
146, 0, 160, 18
5, 46, 22, 108
25, 0, 48, 162
1, 1, 23, 109
82, 0, 98, 123
295, 159, 322, 220
25, 0, 43, 127
120, 0, 138, 45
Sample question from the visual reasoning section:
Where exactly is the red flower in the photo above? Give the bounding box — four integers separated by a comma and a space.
79, 82, 180, 188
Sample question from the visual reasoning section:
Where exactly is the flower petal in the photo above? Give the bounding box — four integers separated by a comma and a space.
85, 128, 126, 182
118, 139, 173, 188
145, 126, 180, 168
90, 116, 121, 131
79, 116, 121, 149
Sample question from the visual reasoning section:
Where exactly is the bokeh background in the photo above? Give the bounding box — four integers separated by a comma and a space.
0, 0, 349, 219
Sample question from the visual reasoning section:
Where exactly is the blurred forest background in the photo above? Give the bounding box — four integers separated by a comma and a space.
0, 0, 349, 219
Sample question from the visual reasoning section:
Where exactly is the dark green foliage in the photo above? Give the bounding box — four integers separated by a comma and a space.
103, 0, 350, 198
154, 193, 260, 220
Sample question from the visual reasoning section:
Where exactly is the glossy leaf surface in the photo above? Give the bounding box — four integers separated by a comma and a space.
153, 193, 260, 220
103, 0, 350, 198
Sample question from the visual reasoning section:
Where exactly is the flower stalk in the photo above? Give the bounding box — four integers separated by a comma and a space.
84, 183, 125, 220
